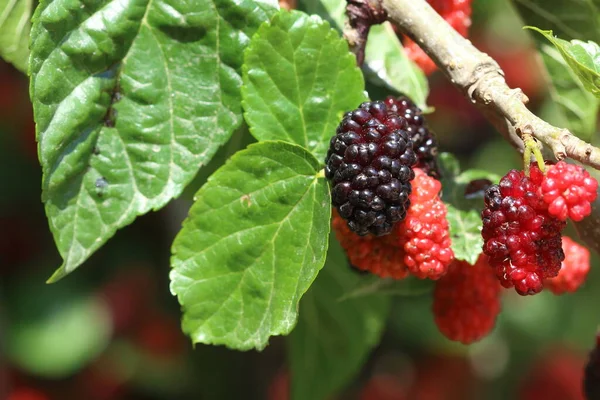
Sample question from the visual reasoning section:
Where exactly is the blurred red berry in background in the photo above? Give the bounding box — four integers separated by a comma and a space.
519, 348, 585, 400
6, 387, 50, 400
268, 369, 290, 400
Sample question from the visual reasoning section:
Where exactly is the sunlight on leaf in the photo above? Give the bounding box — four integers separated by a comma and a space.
170, 141, 331, 351
242, 10, 367, 161
30, 0, 277, 281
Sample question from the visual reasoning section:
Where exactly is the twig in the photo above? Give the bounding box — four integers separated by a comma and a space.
345, 0, 600, 169
345, 0, 387, 65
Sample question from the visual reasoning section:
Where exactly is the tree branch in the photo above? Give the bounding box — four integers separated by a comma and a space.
346, 0, 600, 169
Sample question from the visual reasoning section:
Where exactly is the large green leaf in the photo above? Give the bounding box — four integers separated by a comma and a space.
288, 237, 390, 400
528, 28, 600, 98
439, 153, 500, 264
297, 0, 429, 109
242, 10, 367, 161
170, 141, 331, 351
29, 0, 277, 281
0, 0, 31, 72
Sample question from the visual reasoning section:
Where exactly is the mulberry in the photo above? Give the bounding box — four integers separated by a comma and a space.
545, 236, 590, 295
384, 95, 441, 178
397, 168, 453, 279
481, 165, 566, 295
433, 255, 502, 344
333, 168, 453, 280
326, 101, 417, 236
541, 161, 598, 222
332, 209, 409, 279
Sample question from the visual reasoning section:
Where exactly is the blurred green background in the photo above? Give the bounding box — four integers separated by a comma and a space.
1, 0, 598, 399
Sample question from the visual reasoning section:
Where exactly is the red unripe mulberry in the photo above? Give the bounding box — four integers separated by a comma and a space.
545, 236, 590, 295
433, 255, 502, 344
541, 161, 598, 222
397, 168, 453, 279
333, 168, 453, 280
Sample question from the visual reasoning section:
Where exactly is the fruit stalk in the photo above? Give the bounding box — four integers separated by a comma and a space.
345, 0, 600, 170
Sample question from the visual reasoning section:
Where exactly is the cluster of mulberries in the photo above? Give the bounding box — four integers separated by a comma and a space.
326, 94, 597, 346
481, 162, 597, 296
325, 96, 442, 237
403, 0, 473, 74
332, 168, 453, 280
332, 209, 410, 280
481, 165, 566, 295
433, 255, 502, 344
541, 161, 598, 221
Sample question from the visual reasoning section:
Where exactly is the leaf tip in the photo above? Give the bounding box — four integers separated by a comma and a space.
46, 267, 66, 284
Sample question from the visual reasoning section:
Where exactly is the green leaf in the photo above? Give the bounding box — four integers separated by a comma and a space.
29, 0, 277, 281
181, 124, 257, 201
438, 152, 460, 180
439, 153, 501, 210
242, 10, 367, 161
538, 44, 600, 141
439, 153, 499, 264
170, 141, 331, 351
0, 0, 31, 72
512, 0, 599, 43
288, 237, 390, 400
296, 0, 429, 109
337, 274, 433, 301
363, 23, 430, 110
513, 1, 600, 140
446, 207, 483, 265
527, 27, 600, 98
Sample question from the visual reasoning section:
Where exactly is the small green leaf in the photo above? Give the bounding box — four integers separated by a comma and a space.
363, 23, 430, 110
30, 0, 277, 281
242, 10, 367, 161
440, 153, 501, 210
0, 0, 31, 72
297, 0, 346, 28
170, 141, 331, 351
514, 2, 600, 140
527, 27, 600, 98
446, 207, 483, 265
438, 152, 460, 180
288, 237, 390, 400
512, 0, 599, 43
296, 0, 429, 109
456, 169, 501, 185
439, 153, 499, 264
538, 45, 599, 141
